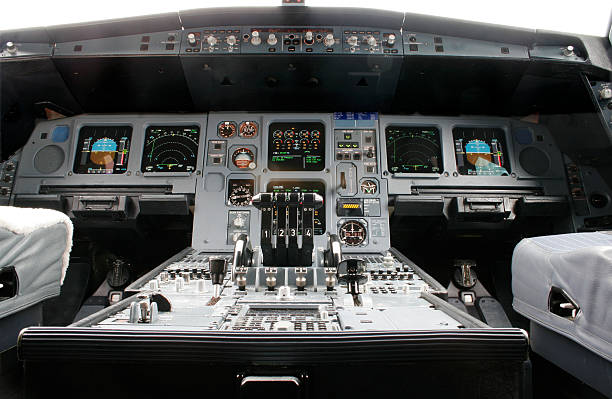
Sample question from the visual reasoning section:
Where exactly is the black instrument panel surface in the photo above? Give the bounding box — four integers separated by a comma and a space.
268, 122, 325, 171
385, 126, 443, 174
141, 125, 200, 172
453, 127, 510, 176
73, 125, 132, 174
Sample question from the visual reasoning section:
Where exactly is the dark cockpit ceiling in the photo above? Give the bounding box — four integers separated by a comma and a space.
1, 7, 611, 161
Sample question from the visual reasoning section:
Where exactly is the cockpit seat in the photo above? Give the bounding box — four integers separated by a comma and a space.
0, 207, 72, 353
511, 232, 612, 396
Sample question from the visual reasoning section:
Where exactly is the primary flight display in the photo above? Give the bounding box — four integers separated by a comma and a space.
74, 125, 132, 174
453, 127, 510, 176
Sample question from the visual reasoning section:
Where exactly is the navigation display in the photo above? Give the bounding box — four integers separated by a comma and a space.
141, 126, 200, 173
268, 122, 325, 171
266, 180, 326, 235
453, 127, 510, 176
74, 125, 132, 174
385, 126, 442, 174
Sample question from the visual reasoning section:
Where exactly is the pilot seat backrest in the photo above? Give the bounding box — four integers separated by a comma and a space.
0, 206, 72, 352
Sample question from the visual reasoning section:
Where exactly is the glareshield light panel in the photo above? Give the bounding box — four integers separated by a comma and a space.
73, 125, 132, 174
385, 126, 442, 174
453, 127, 510, 176
141, 126, 200, 173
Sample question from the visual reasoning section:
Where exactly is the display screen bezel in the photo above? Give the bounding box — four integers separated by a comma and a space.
140, 125, 200, 173
385, 125, 443, 174
73, 125, 132, 175
452, 127, 511, 176
268, 122, 326, 172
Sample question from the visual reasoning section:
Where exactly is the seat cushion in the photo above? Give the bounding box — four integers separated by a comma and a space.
0, 207, 72, 319
512, 232, 612, 362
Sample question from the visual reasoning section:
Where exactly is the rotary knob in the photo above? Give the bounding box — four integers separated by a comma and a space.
305, 31, 314, 44
347, 35, 359, 47
562, 45, 575, 57
206, 35, 218, 47
187, 33, 197, 46
599, 87, 612, 100
251, 31, 262, 46
324, 33, 335, 47
226, 35, 237, 46
366, 35, 377, 47
6, 41, 17, 54
267, 33, 278, 46
387, 34, 396, 46
233, 216, 246, 228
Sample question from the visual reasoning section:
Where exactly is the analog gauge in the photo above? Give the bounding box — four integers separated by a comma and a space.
232, 147, 255, 169
299, 130, 310, 138
218, 121, 237, 138
228, 185, 253, 206
239, 121, 258, 138
273, 130, 283, 139
311, 130, 321, 139
339, 220, 367, 246
360, 179, 377, 195
284, 139, 295, 148
284, 130, 295, 139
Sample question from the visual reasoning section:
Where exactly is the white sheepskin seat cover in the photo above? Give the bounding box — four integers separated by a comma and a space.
0, 206, 73, 319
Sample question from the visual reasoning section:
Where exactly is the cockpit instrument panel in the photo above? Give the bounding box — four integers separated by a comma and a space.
268, 122, 325, 171
74, 125, 132, 174
385, 126, 442, 174
453, 127, 510, 176
266, 180, 326, 235
141, 126, 200, 173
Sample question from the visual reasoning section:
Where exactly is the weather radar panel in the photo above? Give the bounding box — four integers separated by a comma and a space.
74, 125, 132, 174
141, 126, 200, 172
385, 126, 442, 174
453, 127, 510, 176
